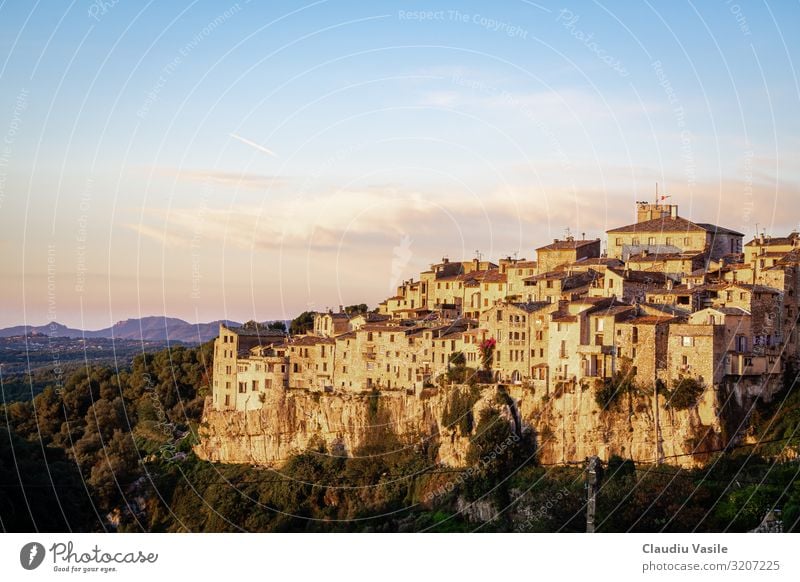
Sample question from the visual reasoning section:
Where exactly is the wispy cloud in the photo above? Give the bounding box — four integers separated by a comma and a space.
156, 167, 288, 191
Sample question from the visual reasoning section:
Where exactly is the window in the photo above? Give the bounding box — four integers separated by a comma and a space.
632, 238, 640, 246
631, 326, 639, 343
616, 237, 623, 246
684, 237, 690, 246
497, 310, 503, 321
648, 237, 656, 245
681, 355, 689, 366
596, 318, 604, 332
682, 336, 694, 347
666, 237, 673, 246
251, 380, 258, 391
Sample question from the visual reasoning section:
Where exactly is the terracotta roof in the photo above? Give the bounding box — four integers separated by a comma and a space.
510, 301, 551, 313
290, 335, 335, 346
608, 268, 670, 285
695, 223, 745, 237
551, 314, 577, 323
537, 238, 600, 251
623, 315, 676, 325
745, 233, 799, 247
567, 257, 624, 267
607, 216, 743, 237
457, 269, 507, 283
626, 250, 705, 261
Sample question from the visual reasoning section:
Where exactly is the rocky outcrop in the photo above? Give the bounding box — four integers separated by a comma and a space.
196, 379, 778, 468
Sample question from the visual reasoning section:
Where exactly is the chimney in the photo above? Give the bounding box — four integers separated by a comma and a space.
670, 205, 678, 218
338, 305, 344, 313
666, 278, 674, 291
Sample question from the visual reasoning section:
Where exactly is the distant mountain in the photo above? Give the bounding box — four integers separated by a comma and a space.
0, 317, 243, 343
0, 322, 86, 338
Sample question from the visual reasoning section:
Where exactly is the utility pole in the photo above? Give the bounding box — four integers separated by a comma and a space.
654, 379, 664, 464
585, 456, 604, 533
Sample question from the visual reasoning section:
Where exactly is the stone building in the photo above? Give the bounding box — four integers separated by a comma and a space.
536, 236, 601, 274
607, 203, 743, 262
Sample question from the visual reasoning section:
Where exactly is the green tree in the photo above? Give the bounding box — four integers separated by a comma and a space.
289, 311, 315, 335
344, 304, 369, 315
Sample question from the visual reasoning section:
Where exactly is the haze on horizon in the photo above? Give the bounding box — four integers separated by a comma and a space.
1, 1, 799, 329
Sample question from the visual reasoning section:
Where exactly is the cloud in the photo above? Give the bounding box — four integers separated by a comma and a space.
125, 222, 192, 248
156, 167, 289, 191
129, 168, 800, 264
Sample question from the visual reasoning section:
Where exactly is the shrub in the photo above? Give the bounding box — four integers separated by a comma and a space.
441, 385, 482, 436
664, 377, 704, 410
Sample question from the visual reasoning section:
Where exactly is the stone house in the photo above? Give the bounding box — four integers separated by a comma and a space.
607, 204, 743, 261
535, 237, 601, 274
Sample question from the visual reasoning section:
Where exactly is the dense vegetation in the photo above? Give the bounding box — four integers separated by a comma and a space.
2, 342, 800, 532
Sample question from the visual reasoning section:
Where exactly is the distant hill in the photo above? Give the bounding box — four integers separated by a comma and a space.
0, 317, 243, 343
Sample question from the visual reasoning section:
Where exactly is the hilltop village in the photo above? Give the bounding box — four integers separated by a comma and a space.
199, 201, 800, 466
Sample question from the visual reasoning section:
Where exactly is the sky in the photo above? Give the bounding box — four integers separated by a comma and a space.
1, 0, 799, 329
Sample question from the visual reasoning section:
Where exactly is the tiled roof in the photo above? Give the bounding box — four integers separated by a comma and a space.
745, 233, 799, 247
608, 216, 743, 236
537, 238, 600, 251
608, 268, 669, 285
290, 335, 335, 346
510, 301, 551, 313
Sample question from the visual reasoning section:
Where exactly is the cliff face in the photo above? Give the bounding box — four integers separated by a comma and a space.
196, 388, 483, 467
196, 380, 777, 468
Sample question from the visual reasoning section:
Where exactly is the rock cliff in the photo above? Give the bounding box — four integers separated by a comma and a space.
196, 380, 775, 468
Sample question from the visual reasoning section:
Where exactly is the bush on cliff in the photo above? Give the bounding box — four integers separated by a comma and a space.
663, 377, 704, 410
441, 385, 482, 436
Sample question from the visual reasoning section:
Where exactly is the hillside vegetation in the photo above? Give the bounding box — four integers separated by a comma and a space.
2, 343, 799, 532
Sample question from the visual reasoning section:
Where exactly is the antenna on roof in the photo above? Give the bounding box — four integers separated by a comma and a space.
475, 249, 482, 261
655, 182, 658, 204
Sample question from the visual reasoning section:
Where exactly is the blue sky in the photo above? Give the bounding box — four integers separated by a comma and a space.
1, 0, 799, 328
